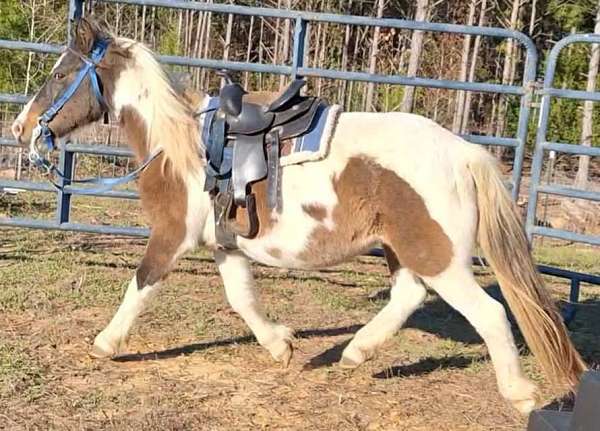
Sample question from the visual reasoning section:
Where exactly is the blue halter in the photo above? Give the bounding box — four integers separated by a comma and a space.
38, 38, 110, 152
29, 38, 162, 195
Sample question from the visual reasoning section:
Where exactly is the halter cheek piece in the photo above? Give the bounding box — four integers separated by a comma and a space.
28, 38, 162, 195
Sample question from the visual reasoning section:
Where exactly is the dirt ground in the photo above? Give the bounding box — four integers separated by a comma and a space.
0, 226, 599, 431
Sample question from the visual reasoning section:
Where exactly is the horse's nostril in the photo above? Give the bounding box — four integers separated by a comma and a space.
11, 120, 23, 140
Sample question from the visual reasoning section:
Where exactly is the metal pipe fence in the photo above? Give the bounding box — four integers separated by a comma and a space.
0, 0, 538, 238
0, 0, 598, 321
526, 34, 600, 247
522, 34, 600, 320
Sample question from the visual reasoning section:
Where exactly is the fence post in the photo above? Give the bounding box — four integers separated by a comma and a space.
55, 148, 74, 225
68, 0, 85, 37
291, 17, 307, 80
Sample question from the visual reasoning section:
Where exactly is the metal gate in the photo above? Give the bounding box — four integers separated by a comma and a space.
0, 0, 538, 235
525, 34, 600, 320
0, 0, 597, 319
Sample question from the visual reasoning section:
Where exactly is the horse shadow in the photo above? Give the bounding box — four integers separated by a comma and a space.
116, 280, 600, 388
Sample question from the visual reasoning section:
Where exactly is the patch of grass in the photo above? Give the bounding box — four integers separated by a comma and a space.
533, 244, 600, 274
312, 285, 361, 311
71, 391, 105, 410
0, 342, 46, 402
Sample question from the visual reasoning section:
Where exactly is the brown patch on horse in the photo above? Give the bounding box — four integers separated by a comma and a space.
302, 204, 327, 222
382, 245, 401, 275
230, 178, 275, 239
266, 247, 282, 259
243, 91, 278, 104
252, 179, 275, 237
299, 157, 453, 276
120, 106, 188, 289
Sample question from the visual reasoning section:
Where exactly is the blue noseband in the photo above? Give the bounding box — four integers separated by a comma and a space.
38, 38, 110, 151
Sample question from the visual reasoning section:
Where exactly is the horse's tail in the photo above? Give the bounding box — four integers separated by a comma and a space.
467, 150, 587, 390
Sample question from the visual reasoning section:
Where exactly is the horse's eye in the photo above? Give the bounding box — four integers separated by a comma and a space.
54, 72, 65, 80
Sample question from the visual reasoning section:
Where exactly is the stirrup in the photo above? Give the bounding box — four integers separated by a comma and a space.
228, 193, 259, 238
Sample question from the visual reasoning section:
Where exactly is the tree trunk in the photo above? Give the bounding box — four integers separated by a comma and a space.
258, 17, 264, 89
400, 0, 429, 112
461, 0, 488, 132
140, 5, 146, 42
365, 0, 385, 111
279, 0, 292, 89
452, 0, 476, 133
528, 0, 537, 36
338, 24, 351, 103
244, 16, 255, 89
221, 13, 234, 88
495, 0, 520, 155
575, 1, 600, 189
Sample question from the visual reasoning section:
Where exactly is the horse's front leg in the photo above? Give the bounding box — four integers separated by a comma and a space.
214, 249, 294, 366
91, 226, 187, 358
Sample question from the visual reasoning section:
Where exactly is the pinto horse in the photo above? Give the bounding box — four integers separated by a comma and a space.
11, 18, 586, 414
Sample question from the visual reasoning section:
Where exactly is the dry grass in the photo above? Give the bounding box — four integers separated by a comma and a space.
0, 224, 599, 431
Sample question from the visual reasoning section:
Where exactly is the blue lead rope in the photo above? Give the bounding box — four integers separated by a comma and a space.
36, 149, 163, 196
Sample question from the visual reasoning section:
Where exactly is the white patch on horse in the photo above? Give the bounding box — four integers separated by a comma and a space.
14, 98, 34, 126
92, 275, 160, 357
111, 38, 200, 177
214, 249, 294, 365
180, 171, 211, 252
235, 160, 341, 269
50, 52, 67, 72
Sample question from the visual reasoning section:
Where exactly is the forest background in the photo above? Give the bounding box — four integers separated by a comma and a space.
0, 0, 599, 185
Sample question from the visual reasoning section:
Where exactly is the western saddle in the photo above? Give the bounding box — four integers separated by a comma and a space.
203, 71, 328, 249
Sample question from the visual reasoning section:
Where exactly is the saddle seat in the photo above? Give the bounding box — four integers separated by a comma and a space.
220, 79, 316, 137
205, 72, 328, 249
220, 78, 306, 118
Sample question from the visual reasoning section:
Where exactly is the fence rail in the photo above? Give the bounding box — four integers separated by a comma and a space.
0, 0, 598, 322
525, 34, 600, 247
0, 0, 537, 238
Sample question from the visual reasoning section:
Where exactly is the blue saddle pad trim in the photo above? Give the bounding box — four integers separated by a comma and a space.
201, 96, 220, 146
293, 104, 330, 154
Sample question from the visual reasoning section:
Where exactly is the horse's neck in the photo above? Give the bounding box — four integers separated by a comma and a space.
119, 106, 151, 162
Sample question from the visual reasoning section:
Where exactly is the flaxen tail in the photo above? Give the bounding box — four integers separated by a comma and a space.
468, 151, 587, 390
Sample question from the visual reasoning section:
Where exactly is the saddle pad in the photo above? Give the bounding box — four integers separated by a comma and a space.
199, 97, 342, 167
279, 104, 342, 166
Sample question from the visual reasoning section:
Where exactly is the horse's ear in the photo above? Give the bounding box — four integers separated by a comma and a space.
72, 18, 96, 53
72, 17, 111, 53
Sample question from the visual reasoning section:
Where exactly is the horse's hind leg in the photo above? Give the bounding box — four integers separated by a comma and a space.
214, 249, 294, 366
340, 253, 427, 368
91, 227, 187, 358
422, 261, 537, 414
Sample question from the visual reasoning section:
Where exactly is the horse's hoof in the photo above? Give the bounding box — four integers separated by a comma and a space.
512, 398, 536, 415
278, 343, 293, 368
503, 378, 538, 415
268, 325, 295, 367
89, 343, 114, 359
339, 344, 372, 369
338, 355, 362, 369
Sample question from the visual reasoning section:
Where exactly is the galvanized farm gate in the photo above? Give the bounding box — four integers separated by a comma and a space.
0, 0, 598, 319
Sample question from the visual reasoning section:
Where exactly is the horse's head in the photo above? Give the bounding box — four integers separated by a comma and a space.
11, 17, 127, 155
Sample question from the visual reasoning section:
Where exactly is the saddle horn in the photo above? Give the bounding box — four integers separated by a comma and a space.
217, 70, 247, 117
